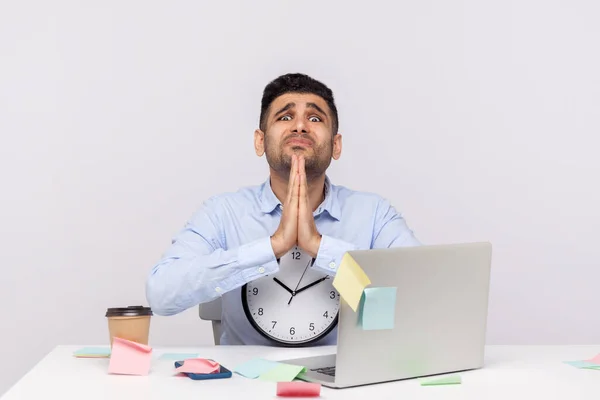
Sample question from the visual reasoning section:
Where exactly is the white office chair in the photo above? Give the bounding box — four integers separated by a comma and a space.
198, 298, 223, 345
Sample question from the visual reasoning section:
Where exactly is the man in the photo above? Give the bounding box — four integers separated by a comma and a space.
146, 73, 420, 345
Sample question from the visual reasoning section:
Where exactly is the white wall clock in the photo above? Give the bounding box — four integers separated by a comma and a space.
242, 246, 340, 346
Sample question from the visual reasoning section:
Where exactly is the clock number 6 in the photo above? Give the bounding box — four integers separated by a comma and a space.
290, 327, 295, 335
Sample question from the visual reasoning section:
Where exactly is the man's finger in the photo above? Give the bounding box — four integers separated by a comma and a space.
299, 156, 310, 206
286, 155, 297, 203
290, 155, 300, 207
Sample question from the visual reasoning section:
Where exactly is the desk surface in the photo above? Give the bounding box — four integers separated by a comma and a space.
3, 345, 600, 399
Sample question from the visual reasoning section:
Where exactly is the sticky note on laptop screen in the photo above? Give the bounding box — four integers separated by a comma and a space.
332, 253, 371, 311
360, 287, 397, 330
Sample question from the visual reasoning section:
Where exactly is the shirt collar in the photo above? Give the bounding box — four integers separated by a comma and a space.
259, 175, 340, 221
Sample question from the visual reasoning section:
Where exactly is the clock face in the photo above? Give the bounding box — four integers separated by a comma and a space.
242, 247, 340, 346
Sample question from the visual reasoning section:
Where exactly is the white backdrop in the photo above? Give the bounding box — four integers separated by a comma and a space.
1, 0, 599, 395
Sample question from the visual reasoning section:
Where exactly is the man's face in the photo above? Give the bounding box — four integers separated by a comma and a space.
255, 93, 342, 179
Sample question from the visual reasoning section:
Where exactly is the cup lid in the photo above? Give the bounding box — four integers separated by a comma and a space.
105, 306, 152, 317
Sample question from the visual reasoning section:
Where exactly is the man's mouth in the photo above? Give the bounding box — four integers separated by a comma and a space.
286, 138, 313, 147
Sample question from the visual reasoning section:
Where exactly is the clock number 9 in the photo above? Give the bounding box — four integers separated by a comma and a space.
252, 287, 258, 295
290, 327, 295, 335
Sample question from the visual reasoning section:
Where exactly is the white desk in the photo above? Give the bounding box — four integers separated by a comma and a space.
3, 345, 600, 399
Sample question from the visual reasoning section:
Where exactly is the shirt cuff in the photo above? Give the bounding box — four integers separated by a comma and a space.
211, 236, 279, 295
313, 234, 359, 275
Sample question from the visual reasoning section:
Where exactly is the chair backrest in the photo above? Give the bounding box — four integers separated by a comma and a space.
198, 297, 223, 345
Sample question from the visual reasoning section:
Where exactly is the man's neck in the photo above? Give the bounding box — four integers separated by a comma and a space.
269, 169, 326, 212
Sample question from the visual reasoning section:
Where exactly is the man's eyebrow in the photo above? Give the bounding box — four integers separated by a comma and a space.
307, 102, 327, 117
273, 102, 295, 118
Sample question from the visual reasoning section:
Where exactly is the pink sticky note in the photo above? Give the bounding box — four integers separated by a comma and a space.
175, 358, 220, 374
108, 337, 152, 376
587, 353, 600, 364
276, 382, 321, 397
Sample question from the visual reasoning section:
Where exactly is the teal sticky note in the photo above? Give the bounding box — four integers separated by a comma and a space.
360, 287, 397, 330
159, 353, 199, 360
73, 347, 111, 357
234, 358, 279, 379
259, 363, 306, 382
563, 360, 600, 369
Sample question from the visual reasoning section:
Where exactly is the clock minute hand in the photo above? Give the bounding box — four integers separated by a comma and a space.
294, 277, 328, 295
273, 278, 294, 295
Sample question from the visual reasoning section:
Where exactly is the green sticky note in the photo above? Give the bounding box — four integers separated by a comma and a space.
420, 374, 462, 385
563, 360, 600, 369
234, 358, 280, 379
259, 363, 306, 382
360, 287, 397, 330
73, 347, 111, 357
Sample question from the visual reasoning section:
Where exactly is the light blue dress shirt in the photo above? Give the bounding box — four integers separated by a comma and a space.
146, 176, 420, 345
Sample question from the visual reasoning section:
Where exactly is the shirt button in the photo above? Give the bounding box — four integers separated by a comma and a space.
258, 266, 265, 274
329, 262, 336, 269
215, 287, 223, 293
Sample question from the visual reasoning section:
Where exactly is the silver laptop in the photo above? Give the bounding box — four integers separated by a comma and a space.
280, 242, 492, 388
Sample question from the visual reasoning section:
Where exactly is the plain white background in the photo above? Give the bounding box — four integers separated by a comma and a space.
1, 0, 599, 395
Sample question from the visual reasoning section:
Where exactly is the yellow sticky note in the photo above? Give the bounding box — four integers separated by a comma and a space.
332, 253, 371, 311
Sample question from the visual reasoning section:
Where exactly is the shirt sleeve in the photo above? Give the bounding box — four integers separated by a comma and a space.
145, 199, 279, 316
312, 197, 421, 275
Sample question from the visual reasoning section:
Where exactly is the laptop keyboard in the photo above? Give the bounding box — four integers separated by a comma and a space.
311, 366, 336, 377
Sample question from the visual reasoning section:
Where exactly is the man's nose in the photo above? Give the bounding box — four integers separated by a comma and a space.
291, 117, 308, 133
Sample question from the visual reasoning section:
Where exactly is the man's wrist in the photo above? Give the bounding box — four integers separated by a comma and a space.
270, 235, 285, 259
308, 235, 322, 258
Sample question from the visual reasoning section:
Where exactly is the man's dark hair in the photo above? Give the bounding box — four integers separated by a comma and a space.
259, 73, 339, 135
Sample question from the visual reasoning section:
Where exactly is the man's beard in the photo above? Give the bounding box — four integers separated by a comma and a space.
264, 135, 333, 180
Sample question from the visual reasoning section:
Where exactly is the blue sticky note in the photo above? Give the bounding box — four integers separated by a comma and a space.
563, 360, 600, 369
159, 353, 199, 360
360, 287, 397, 330
73, 347, 111, 356
234, 358, 280, 379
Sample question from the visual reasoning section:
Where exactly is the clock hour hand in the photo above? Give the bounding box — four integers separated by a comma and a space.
272, 278, 294, 295
294, 277, 328, 295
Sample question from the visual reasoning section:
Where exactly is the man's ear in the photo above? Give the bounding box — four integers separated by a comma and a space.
332, 133, 342, 160
254, 129, 265, 157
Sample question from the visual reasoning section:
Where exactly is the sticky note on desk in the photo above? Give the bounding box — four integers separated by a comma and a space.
360, 287, 397, 330
277, 381, 321, 397
73, 347, 111, 358
563, 360, 600, 369
420, 374, 462, 385
587, 353, 600, 364
332, 253, 371, 312
259, 363, 307, 382
234, 358, 279, 379
108, 337, 152, 376
175, 358, 220, 374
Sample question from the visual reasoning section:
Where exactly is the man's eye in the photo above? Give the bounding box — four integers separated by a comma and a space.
309, 116, 321, 122
280, 115, 292, 121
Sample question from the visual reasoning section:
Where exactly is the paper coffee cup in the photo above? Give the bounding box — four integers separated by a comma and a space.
105, 306, 153, 346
